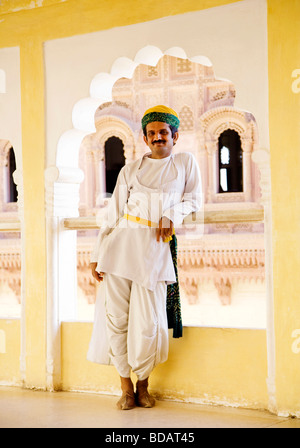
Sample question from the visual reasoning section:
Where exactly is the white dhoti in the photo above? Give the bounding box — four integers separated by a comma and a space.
88, 273, 169, 380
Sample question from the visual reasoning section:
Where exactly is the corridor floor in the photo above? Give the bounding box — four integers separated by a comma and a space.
0, 386, 299, 429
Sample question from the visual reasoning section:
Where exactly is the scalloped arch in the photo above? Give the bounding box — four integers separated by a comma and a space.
94, 115, 136, 162
55, 45, 213, 169
199, 106, 258, 144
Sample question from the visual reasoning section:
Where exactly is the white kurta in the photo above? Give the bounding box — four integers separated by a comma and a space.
87, 151, 202, 371
90, 151, 202, 291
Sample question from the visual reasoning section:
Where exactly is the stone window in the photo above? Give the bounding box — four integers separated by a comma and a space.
218, 129, 243, 193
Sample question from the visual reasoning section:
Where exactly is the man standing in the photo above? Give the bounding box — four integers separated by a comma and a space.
88, 105, 201, 410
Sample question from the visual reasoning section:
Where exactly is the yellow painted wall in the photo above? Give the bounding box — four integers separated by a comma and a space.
0, 0, 299, 416
268, 0, 300, 416
0, 0, 241, 45
61, 323, 268, 408
20, 40, 47, 389
0, 320, 21, 385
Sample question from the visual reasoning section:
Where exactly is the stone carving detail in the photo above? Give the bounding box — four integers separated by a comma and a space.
177, 58, 192, 73
179, 105, 194, 131
177, 234, 265, 305
0, 242, 22, 305
215, 279, 232, 306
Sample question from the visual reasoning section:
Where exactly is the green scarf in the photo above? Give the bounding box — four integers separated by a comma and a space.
166, 234, 182, 338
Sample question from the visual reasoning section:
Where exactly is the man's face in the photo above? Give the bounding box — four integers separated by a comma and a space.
143, 121, 178, 158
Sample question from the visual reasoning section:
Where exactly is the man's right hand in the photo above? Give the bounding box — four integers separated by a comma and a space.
90, 262, 104, 282
156, 216, 174, 242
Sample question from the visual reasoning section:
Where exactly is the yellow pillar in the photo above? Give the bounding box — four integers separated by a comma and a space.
20, 39, 47, 388
268, 0, 300, 416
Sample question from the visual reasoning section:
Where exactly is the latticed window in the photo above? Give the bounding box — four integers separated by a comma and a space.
218, 129, 243, 193
179, 106, 194, 131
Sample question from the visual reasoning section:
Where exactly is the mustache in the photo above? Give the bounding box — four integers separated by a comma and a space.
152, 140, 166, 144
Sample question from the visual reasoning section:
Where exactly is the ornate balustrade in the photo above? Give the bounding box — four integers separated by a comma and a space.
0, 208, 265, 309
0, 218, 21, 232
63, 207, 264, 229
67, 208, 265, 306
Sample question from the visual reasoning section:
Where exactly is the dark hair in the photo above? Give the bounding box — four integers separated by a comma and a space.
143, 124, 178, 138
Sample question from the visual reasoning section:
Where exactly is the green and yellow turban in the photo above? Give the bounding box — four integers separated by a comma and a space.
141, 105, 180, 130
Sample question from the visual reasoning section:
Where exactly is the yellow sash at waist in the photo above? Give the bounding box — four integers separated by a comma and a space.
124, 213, 157, 228
123, 214, 175, 243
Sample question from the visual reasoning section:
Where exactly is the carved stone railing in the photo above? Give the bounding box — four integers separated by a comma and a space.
0, 208, 265, 311
0, 218, 21, 232
177, 233, 265, 305
0, 219, 21, 307
63, 207, 264, 230
0, 209, 265, 233
66, 208, 265, 307
0, 239, 22, 302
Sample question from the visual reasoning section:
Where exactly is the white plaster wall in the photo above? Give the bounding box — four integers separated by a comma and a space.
74, 278, 267, 328
44, 0, 268, 167
181, 279, 266, 329
0, 46, 22, 168
0, 282, 21, 318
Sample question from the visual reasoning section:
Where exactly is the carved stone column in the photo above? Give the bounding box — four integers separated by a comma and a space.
98, 159, 106, 202
196, 131, 206, 198
252, 149, 272, 205
124, 142, 135, 163
85, 150, 95, 210
206, 139, 216, 203
243, 139, 253, 202
93, 148, 105, 202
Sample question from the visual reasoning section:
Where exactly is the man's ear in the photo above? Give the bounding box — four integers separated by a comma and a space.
143, 135, 149, 146
173, 132, 179, 145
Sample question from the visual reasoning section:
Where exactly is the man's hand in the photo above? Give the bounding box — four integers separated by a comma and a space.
90, 262, 104, 282
156, 216, 174, 242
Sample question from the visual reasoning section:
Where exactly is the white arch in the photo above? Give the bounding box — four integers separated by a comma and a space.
55, 45, 213, 169
94, 115, 136, 162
